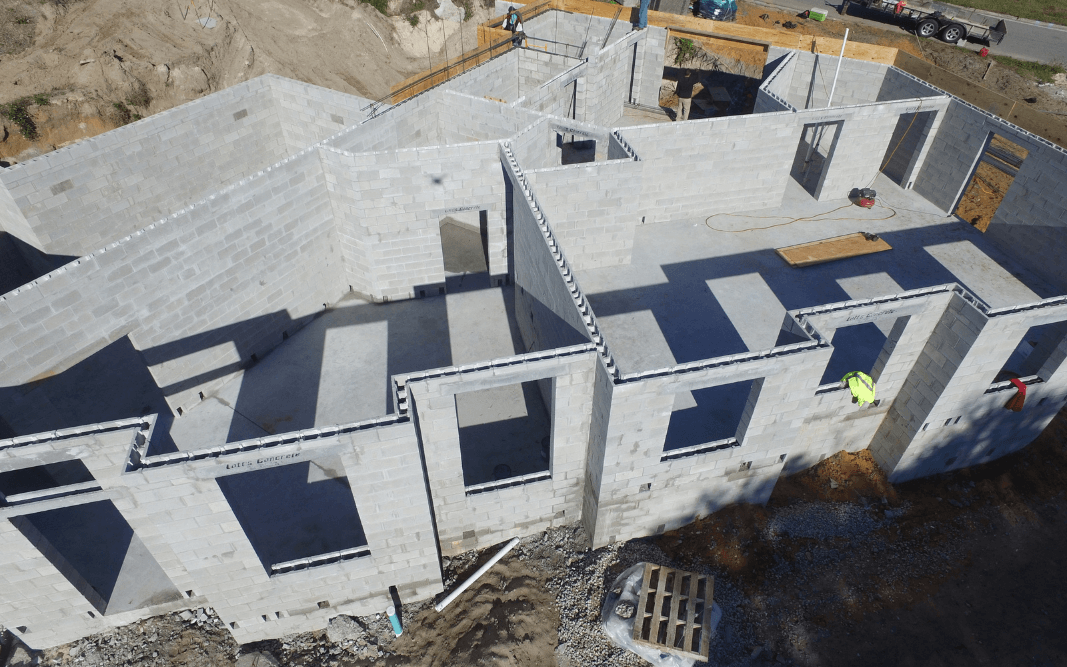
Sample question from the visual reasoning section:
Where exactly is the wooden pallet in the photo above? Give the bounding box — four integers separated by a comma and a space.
632, 563, 715, 661
775, 232, 892, 268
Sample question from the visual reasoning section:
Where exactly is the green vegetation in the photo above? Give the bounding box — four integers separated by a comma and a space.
992, 54, 1066, 83
673, 37, 697, 66
408, 14, 419, 25
13, 17, 29, 24
1, 98, 37, 140
360, 0, 388, 14
32, 92, 49, 106
112, 101, 142, 126
938, 0, 1067, 26
126, 81, 151, 109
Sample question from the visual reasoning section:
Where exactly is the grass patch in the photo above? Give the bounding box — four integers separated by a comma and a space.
360, 0, 388, 14
32, 93, 49, 106
992, 54, 1065, 83
673, 37, 697, 66
0, 98, 37, 140
936, 0, 1067, 26
112, 101, 142, 126
408, 14, 419, 25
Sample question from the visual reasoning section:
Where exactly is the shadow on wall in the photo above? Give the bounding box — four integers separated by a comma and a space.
0, 336, 177, 453
12, 500, 183, 615
0, 232, 77, 296
216, 460, 368, 572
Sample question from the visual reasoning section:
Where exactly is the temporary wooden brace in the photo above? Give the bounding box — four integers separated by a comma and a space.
631, 563, 715, 661
393, 0, 900, 103
776, 232, 892, 268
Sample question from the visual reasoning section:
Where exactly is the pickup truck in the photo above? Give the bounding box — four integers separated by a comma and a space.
843, 0, 1007, 44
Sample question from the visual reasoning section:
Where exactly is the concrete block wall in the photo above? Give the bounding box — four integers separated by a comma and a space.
518, 49, 579, 97
876, 67, 943, 103
526, 157, 642, 270
914, 98, 1067, 293
0, 146, 346, 413
869, 290, 987, 478
784, 289, 955, 473
755, 51, 798, 114
505, 143, 594, 353
267, 76, 376, 151
619, 111, 801, 223
784, 52, 889, 110
439, 49, 520, 102
590, 343, 832, 547
580, 31, 642, 127
511, 117, 561, 171
115, 422, 442, 644
0, 495, 191, 650
760, 50, 797, 101
805, 97, 950, 201
0, 77, 292, 258
321, 140, 508, 301
883, 299, 1067, 482
327, 92, 446, 154
0, 174, 41, 251
518, 68, 580, 118
439, 91, 544, 144
632, 28, 667, 107
408, 351, 599, 556
0, 422, 196, 648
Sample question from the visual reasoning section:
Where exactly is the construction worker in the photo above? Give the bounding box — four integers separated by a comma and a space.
504, 7, 525, 47
636, 0, 651, 29
841, 370, 876, 407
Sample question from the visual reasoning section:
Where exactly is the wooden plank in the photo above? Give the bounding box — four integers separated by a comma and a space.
664, 570, 683, 650
682, 574, 697, 655
776, 232, 892, 267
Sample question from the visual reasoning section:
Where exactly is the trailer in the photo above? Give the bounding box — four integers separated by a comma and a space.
842, 0, 1007, 45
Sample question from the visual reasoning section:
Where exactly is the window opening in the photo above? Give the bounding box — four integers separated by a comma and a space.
663, 380, 758, 454
791, 120, 843, 198
456, 379, 552, 487
216, 458, 369, 574
994, 320, 1067, 383
440, 211, 490, 294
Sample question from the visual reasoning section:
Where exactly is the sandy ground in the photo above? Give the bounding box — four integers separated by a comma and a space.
0, 0, 490, 161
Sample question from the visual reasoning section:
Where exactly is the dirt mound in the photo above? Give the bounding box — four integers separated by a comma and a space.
0, 0, 490, 163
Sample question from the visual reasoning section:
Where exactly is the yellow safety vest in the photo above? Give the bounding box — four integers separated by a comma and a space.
842, 371, 876, 406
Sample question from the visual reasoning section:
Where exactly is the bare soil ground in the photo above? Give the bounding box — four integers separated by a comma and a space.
0, 0, 491, 163
955, 135, 1029, 231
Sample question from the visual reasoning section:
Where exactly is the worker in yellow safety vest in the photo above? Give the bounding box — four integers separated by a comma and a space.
841, 371, 876, 406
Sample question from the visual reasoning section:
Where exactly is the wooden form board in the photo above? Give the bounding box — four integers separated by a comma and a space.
390, 35, 512, 103
632, 563, 715, 661
776, 232, 892, 267
895, 51, 1067, 150
394, 0, 899, 105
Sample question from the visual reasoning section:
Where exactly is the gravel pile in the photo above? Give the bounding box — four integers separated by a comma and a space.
763, 500, 905, 541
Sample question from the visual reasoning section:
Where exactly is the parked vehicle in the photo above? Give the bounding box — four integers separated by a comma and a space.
695, 0, 737, 22
843, 0, 1007, 44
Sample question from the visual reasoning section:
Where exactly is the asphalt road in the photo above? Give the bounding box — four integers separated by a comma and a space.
732, 0, 1067, 64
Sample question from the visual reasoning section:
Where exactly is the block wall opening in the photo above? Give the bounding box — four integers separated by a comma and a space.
216, 459, 369, 575
663, 379, 758, 456
954, 133, 1028, 232
456, 379, 552, 487
996, 320, 1067, 382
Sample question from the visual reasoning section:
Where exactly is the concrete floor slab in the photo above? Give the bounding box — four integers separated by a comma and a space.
170, 285, 524, 449
580, 175, 1061, 374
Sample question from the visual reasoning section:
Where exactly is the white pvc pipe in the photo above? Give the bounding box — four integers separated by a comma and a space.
826, 28, 849, 109
434, 537, 520, 612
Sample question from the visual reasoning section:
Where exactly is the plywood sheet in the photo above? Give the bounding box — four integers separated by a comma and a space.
776, 232, 892, 267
